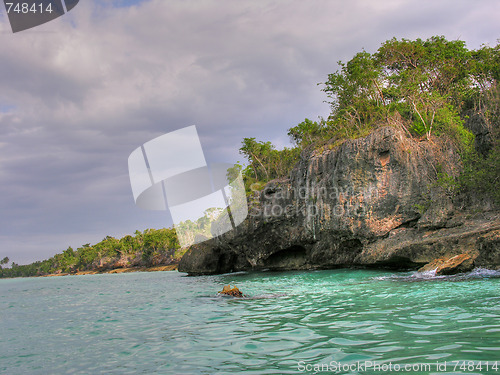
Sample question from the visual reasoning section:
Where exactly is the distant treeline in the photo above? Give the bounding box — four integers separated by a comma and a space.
0, 228, 181, 278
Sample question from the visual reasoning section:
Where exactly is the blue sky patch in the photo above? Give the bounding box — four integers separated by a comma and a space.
0, 104, 16, 113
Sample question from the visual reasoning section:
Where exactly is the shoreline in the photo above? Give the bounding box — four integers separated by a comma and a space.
40, 264, 179, 278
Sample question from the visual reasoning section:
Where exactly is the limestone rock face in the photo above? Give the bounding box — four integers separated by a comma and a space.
178, 126, 500, 275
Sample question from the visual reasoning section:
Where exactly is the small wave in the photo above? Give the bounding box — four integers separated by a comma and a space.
371, 272, 442, 281
218, 271, 249, 276
466, 267, 500, 277
213, 293, 287, 300
372, 267, 500, 282
410, 269, 439, 279
243, 293, 287, 300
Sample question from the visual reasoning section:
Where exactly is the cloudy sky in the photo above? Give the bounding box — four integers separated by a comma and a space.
0, 0, 499, 264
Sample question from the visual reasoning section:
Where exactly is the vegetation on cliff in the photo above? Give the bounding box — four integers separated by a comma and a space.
239, 36, 499, 203
0, 228, 181, 278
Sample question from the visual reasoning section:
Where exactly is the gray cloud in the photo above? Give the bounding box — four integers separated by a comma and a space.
0, 0, 499, 263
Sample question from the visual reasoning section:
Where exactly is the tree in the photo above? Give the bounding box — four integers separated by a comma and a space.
239, 137, 272, 181
287, 118, 325, 146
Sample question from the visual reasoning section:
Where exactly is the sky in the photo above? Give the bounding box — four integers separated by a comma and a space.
0, 0, 499, 264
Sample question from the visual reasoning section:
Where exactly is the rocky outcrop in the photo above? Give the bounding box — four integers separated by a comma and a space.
178, 126, 499, 275
418, 253, 475, 275
219, 285, 243, 297
464, 110, 493, 156
88, 252, 179, 273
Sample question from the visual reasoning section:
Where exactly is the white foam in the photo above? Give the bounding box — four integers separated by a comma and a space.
467, 268, 500, 278
412, 269, 438, 278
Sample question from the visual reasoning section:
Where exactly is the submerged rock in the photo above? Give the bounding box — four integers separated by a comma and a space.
219, 285, 243, 297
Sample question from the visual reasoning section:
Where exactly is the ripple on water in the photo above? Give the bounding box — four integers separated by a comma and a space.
1, 269, 499, 374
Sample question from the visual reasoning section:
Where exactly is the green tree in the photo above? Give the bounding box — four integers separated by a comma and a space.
239, 137, 273, 181
287, 118, 325, 146
239, 136, 300, 190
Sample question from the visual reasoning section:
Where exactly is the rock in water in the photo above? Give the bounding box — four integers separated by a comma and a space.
418, 253, 475, 275
219, 284, 243, 297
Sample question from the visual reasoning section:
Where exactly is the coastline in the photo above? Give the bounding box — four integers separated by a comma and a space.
40, 264, 179, 278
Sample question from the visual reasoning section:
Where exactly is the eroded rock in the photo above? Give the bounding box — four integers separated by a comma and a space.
219, 285, 243, 297
418, 253, 475, 275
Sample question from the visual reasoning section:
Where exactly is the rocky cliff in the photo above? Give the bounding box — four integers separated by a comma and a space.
179, 126, 499, 275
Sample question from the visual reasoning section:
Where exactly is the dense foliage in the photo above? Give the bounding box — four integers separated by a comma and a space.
239, 36, 499, 201
0, 228, 180, 278
322, 36, 498, 144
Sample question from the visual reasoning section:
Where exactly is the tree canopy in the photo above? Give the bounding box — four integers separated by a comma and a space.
238, 36, 499, 198
322, 36, 498, 142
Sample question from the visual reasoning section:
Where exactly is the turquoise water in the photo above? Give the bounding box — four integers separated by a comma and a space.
1, 269, 499, 374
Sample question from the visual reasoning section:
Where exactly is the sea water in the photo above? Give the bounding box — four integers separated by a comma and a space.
1, 269, 499, 374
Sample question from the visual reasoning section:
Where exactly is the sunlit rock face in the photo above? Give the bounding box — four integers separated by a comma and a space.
179, 127, 500, 275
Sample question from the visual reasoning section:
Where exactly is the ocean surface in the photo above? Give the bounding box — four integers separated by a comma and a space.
1, 269, 499, 374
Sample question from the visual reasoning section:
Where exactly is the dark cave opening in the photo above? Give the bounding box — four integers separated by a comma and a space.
265, 245, 308, 270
